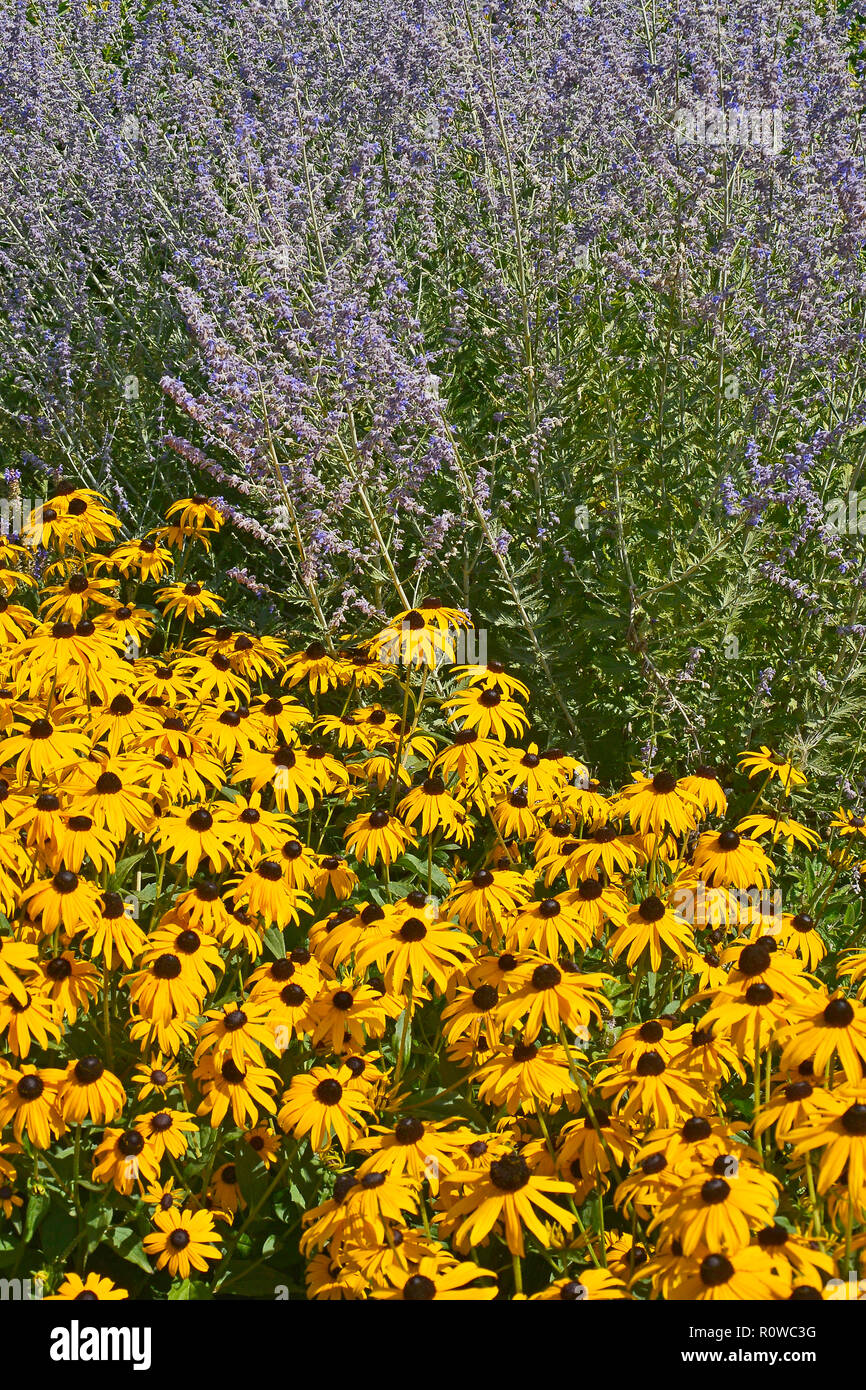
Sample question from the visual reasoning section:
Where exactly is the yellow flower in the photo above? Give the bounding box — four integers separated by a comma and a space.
737, 747, 807, 793
142, 1207, 222, 1278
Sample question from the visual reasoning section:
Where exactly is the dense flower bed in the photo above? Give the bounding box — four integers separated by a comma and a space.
0, 486, 864, 1300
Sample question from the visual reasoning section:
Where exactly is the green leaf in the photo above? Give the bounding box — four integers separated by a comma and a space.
394, 1008, 411, 1058
109, 1226, 153, 1273
264, 926, 286, 959
398, 852, 450, 896
167, 1278, 211, 1300
40, 1209, 79, 1261
23, 1191, 50, 1241
216, 1261, 283, 1297
233, 1140, 265, 1206
112, 851, 147, 883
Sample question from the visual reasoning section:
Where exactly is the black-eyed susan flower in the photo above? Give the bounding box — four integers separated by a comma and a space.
754, 1074, 828, 1144
441, 684, 528, 740
304, 1250, 369, 1300
680, 765, 728, 817
95, 600, 155, 651
153, 803, 232, 877
768, 911, 827, 969
752, 1224, 836, 1290
372, 608, 460, 668
47, 1272, 128, 1301
615, 770, 702, 836
701, 980, 788, 1055
307, 978, 389, 1053
145, 917, 225, 995
489, 787, 540, 842
51, 813, 118, 874
144, 1178, 181, 1217
195, 1055, 281, 1129
164, 494, 225, 536
137, 1109, 198, 1162
282, 641, 343, 695
277, 1066, 369, 1152
55, 1056, 126, 1124
275, 835, 320, 891
738, 747, 806, 792
352, 1117, 472, 1193
431, 729, 510, 786
829, 807, 866, 840
496, 743, 567, 800
650, 1159, 779, 1255
343, 806, 415, 867
132, 1054, 183, 1101
208, 1160, 246, 1218
142, 1206, 222, 1279
369, 603, 467, 667
355, 912, 473, 994
440, 1151, 575, 1256
98, 536, 173, 580
83, 891, 148, 970
693, 828, 773, 888
247, 948, 323, 1003
496, 958, 610, 1041
556, 1112, 633, 1194
736, 812, 819, 852
667, 1246, 790, 1300
0, 986, 61, 1057
667, 1022, 747, 1085
335, 646, 386, 691
614, 1150, 680, 1219
243, 1126, 281, 1169
170, 884, 230, 941
0, 936, 40, 1006
64, 756, 155, 837
89, 692, 163, 758
442, 982, 504, 1051
445, 865, 531, 937
506, 892, 594, 956
370, 1253, 498, 1300
312, 854, 358, 901
301, 1171, 421, 1257
207, 795, 287, 867
530, 1268, 630, 1300
92, 1127, 160, 1194
40, 570, 117, 623
596, 1052, 708, 1127
0, 1065, 63, 1148
195, 999, 282, 1067
777, 992, 866, 1083
475, 1040, 576, 1115
567, 824, 639, 878
718, 938, 813, 1004
398, 775, 473, 843
126, 951, 204, 1028
226, 860, 311, 930
788, 1088, 866, 1201
21, 868, 102, 934
608, 893, 695, 972
233, 743, 319, 814
155, 580, 223, 623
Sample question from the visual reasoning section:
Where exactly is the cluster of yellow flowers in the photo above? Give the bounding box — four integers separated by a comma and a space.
0, 486, 864, 1301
